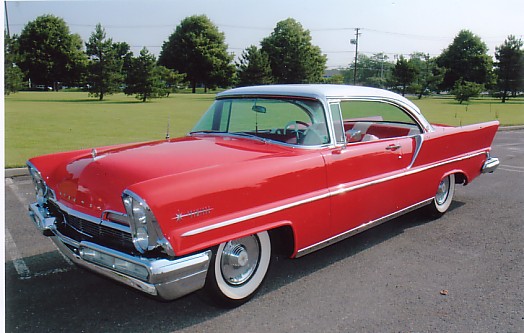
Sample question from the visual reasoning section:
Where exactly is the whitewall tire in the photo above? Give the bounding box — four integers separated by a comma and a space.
205, 231, 271, 307
426, 174, 455, 217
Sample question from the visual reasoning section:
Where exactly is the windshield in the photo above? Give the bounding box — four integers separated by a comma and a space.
191, 97, 329, 146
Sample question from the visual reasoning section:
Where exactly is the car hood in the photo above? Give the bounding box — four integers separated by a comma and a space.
36, 135, 293, 219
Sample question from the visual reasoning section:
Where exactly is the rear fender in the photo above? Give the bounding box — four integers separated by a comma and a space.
414, 121, 499, 169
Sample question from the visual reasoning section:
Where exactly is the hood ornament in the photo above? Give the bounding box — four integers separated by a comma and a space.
91, 148, 97, 159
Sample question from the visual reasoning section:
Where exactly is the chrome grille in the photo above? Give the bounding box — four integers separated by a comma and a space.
47, 201, 134, 253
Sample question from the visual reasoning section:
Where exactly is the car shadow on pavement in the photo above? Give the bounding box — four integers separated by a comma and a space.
5, 201, 466, 333
262, 200, 466, 292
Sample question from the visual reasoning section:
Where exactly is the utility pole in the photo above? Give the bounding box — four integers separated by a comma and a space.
350, 28, 361, 85
5, 1, 10, 37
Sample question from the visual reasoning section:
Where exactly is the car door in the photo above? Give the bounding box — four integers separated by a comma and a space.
323, 100, 421, 237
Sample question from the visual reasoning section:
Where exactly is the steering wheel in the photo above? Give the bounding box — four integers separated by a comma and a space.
283, 121, 310, 136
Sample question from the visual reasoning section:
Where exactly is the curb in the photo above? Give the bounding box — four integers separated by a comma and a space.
5, 167, 28, 178
5, 125, 523, 178
498, 125, 524, 131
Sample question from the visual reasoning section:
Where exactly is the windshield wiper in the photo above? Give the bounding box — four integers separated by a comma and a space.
229, 132, 268, 142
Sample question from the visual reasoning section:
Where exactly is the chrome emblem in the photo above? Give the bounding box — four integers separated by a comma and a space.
91, 148, 97, 159
174, 207, 213, 222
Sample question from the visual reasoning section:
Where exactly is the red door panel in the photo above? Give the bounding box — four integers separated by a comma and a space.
322, 137, 415, 237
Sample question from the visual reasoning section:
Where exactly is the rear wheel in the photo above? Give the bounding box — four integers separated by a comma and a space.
426, 174, 455, 217
205, 231, 271, 307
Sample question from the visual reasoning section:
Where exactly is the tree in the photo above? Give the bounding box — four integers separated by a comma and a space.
409, 52, 444, 98
494, 35, 524, 103
125, 48, 184, 102
17, 14, 86, 90
437, 30, 493, 91
452, 80, 483, 104
391, 55, 418, 96
236, 45, 274, 86
159, 15, 234, 93
85, 24, 130, 100
345, 53, 393, 87
153, 65, 186, 97
260, 18, 326, 83
4, 33, 24, 94
325, 73, 345, 84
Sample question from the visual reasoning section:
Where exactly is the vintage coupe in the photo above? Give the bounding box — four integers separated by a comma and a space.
28, 85, 499, 306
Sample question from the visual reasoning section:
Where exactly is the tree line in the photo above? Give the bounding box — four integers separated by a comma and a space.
4, 14, 524, 103
339, 31, 524, 103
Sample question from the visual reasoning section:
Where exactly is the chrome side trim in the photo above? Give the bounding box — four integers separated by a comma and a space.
182, 190, 332, 237
182, 150, 487, 237
296, 198, 433, 257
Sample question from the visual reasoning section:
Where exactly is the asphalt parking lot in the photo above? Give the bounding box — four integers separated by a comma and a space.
4, 130, 523, 333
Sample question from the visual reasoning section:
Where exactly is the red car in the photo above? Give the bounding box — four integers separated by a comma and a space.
28, 85, 499, 306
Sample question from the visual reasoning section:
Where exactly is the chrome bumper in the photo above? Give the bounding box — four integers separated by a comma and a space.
482, 156, 500, 174
28, 202, 211, 301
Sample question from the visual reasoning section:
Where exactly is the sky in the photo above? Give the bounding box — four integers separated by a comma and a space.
4, 0, 524, 69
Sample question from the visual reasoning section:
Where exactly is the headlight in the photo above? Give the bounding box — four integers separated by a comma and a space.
27, 163, 50, 204
122, 191, 154, 253
122, 190, 175, 256
135, 227, 149, 250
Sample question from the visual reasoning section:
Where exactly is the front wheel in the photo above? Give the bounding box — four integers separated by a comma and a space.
205, 231, 271, 307
426, 174, 455, 218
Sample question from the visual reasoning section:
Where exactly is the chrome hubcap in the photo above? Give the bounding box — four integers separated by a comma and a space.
435, 177, 450, 205
220, 235, 260, 285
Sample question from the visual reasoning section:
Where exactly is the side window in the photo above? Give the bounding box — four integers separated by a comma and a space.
340, 100, 421, 142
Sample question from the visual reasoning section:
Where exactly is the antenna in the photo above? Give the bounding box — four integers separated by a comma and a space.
165, 116, 170, 140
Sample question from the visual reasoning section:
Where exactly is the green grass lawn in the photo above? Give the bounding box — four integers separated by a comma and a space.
4, 91, 524, 167
5, 92, 214, 167
410, 95, 524, 127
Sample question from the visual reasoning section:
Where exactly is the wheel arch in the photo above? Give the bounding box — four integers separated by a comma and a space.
268, 225, 296, 258
441, 169, 469, 186
454, 171, 468, 185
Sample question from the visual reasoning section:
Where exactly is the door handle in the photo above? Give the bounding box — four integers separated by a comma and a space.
385, 144, 401, 151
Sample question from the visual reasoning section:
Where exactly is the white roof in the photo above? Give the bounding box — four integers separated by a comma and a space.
218, 84, 422, 115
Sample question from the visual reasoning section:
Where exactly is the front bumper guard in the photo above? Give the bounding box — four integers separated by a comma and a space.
29, 202, 211, 301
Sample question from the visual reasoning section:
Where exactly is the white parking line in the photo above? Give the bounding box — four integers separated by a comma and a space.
499, 164, 524, 173
5, 177, 30, 207
5, 228, 31, 279
5, 178, 74, 279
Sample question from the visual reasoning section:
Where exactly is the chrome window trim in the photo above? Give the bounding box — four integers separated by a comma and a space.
182, 149, 487, 237
408, 134, 424, 169
332, 97, 429, 141
192, 95, 332, 149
